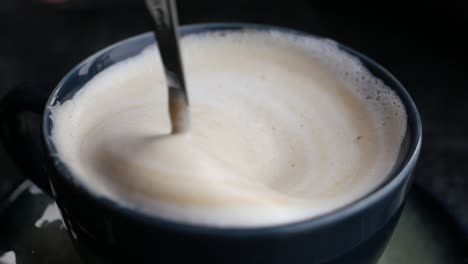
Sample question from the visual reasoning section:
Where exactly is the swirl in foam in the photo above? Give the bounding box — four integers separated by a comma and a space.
50, 30, 407, 227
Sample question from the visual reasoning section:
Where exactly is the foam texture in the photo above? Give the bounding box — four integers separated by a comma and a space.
50, 30, 407, 227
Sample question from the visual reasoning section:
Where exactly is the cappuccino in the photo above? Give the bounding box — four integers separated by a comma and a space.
50, 30, 407, 227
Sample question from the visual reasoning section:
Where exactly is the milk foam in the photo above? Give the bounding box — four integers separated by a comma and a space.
50, 30, 407, 227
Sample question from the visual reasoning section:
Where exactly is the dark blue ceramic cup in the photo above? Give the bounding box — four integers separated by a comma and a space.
0, 23, 422, 264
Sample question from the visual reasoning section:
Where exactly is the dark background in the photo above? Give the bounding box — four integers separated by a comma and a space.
1, 0, 467, 241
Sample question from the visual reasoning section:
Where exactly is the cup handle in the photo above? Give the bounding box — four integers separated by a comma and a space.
0, 82, 53, 196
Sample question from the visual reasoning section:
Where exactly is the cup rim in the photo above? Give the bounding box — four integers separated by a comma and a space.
42, 22, 422, 236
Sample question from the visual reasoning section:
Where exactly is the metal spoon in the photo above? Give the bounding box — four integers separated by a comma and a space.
145, 0, 190, 134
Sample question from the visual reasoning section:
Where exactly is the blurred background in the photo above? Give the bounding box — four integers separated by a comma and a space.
0, 0, 467, 245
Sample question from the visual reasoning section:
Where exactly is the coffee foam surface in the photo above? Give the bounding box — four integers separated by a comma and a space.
50, 30, 407, 227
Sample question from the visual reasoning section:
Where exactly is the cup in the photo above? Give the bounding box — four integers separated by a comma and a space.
0, 23, 422, 264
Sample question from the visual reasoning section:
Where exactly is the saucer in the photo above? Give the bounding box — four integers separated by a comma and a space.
0, 181, 465, 264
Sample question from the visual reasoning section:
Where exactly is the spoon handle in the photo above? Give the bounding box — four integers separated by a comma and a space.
145, 0, 190, 133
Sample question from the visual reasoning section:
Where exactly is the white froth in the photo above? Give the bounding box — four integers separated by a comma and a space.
50, 30, 407, 227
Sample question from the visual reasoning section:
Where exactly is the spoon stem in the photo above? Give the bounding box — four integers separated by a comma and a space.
145, 0, 190, 133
